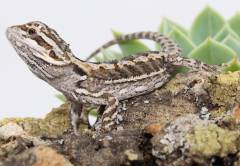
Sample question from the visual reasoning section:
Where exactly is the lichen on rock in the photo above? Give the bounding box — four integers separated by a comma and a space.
186, 124, 240, 158
207, 71, 240, 107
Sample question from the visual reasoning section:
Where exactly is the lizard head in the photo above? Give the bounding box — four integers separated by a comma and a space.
6, 21, 75, 79
6, 21, 72, 66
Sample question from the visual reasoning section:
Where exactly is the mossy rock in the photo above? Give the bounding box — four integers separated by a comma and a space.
206, 71, 240, 107
0, 103, 71, 138
186, 124, 240, 159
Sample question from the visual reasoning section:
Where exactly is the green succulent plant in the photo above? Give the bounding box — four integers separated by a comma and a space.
93, 6, 240, 72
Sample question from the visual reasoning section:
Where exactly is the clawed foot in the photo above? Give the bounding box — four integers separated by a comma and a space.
64, 126, 80, 136
93, 120, 116, 133
63, 126, 73, 135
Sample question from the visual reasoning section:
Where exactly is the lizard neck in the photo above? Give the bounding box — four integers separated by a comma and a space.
47, 63, 88, 99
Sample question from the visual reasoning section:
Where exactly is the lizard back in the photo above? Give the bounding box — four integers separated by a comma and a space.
72, 32, 182, 81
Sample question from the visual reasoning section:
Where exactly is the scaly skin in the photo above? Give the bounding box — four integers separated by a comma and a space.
6, 21, 216, 134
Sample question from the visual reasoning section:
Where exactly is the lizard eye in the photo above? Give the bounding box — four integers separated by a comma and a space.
28, 28, 36, 35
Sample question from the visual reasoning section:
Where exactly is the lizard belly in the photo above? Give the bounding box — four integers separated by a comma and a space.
79, 95, 108, 105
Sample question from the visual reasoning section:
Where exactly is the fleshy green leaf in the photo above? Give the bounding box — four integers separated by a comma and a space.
229, 12, 240, 37
222, 35, 240, 58
223, 57, 240, 72
88, 108, 98, 126
214, 24, 240, 42
112, 30, 150, 57
94, 56, 103, 63
189, 38, 235, 65
88, 108, 98, 117
158, 17, 188, 35
156, 17, 188, 50
172, 67, 189, 75
94, 49, 123, 62
190, 6, 225, 45
55, 94, 66, 102
168, 27, 195, 57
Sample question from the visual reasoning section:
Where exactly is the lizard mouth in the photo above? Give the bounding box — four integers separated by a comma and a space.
6, 26, 46, 58
6, 26, 42, 64
6, 26, 27, 47
6, 26, 15, 40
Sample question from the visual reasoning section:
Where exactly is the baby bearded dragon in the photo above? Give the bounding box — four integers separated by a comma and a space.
6, 21, 215, 134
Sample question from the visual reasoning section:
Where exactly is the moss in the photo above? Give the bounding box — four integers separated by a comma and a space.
124, 149, 139, 161
39, 103, 71, 137
210, 107, 227, 118
0, 118, 42, 136
186, 124, 240, 158
216, 72, 240, 85
165, 79, 183, 94
0, 103, 72, 137
207, 72, 240, 107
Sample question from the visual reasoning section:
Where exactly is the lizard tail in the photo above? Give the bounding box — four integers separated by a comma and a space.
85, 31, 182, 61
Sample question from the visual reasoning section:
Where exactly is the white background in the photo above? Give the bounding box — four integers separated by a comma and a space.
1, 0, 240, 118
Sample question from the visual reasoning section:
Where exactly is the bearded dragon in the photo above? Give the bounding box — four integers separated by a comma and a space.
6, 21, 215, 134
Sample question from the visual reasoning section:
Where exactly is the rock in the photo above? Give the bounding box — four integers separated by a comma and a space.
51, 130, 145, 166
207, 72, 240, 107
151, 114, 206, 160
144, 123, 163, 136
124, 149, 139, 161
0, 123, 49, 162
0, 123, 25, 140
232, 105, 240, 123
0, 146, 73, 166
0, 103, 72, 138
186, 124, 240, 159
1, 71, 240, 165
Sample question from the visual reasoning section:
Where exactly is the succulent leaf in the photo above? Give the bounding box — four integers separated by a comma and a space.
94, 49, 123, 62
190, 6, 225, 45
214, 24, 240, 42
88, 108, 98, 126
156, 18, 188, 50
169, 27, 195, 57
55, 94, 66, 102
94, 56, 103, 63
189, 38, 235, 64
222, 35, 240, 58
223, 57, 240, 72
89, 108, 98, 117
229, 12, 240, 37
158, 17, 188, 35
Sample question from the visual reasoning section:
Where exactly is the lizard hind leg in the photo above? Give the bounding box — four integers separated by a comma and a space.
94, 96, 119, 132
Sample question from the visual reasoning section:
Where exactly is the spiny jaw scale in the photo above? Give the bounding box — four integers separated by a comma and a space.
6, 21, 72, 66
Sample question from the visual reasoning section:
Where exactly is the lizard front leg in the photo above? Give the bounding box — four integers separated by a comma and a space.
74, 88, 120, 132
94, 95, 119, 132
69, 102, 83, 135
74, 89, 120, 132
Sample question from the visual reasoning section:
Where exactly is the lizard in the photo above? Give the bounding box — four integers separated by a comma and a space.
6, 21, 216, 134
